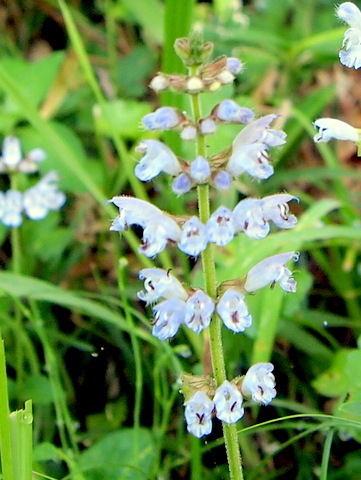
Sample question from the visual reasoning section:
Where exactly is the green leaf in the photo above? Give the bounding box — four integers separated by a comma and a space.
20, 375, 59, 405
120, 0, 164, 44
95, 99, 151, 138
78, 428, 156, 480
33, 442, 61, 462
117, 46, 156, 98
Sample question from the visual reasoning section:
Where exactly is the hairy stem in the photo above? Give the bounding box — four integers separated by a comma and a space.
189, 76, 244, 480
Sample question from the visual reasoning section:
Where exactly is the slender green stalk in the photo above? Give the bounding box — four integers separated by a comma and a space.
0, 335, 15, 480
10, 174, 25, 399
189, 77, 244, 480
320, 428, 334, 480
117, 260, 143, 458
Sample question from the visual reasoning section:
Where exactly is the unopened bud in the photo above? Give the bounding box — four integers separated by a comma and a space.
186, 76, 204, 94
149, 73, 170, 92
181, 125, 198, 141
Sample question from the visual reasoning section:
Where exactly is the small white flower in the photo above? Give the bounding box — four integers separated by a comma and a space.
1, 136, 22, 168
0, 190, 23, 227
137, 268, 188, 304
337, 2, 361, 69
135, 140, 181, 181
261, 193, 298, 230
178, 217, 208, 256
227, 115, 286, 180
313, 118, 359, 143
23, 172, 66, 220
206, 206, 235, 246
184, 290, 215, 333
184, 391, 214, 438
216, 289, 252, 333
152, 298, 186, 340
0, 137, 46, 173
241, 363, 276, 405
244, 251, 299, 293
214, 380, 244, 423
233, 198, 269, 239
109, 197, 181, 257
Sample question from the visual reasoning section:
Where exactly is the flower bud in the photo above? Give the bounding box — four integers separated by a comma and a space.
190, 156, 211, 183
149, 73, 170, 92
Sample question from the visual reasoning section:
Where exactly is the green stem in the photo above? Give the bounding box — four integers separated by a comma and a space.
190, 83, 244, 480
117, 261, 143, 458
10, 173, 24, 400
0, 335, 15, 480
320, 428, 334, 480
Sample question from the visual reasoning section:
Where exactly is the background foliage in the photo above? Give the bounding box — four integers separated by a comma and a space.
0, 0, 361, 479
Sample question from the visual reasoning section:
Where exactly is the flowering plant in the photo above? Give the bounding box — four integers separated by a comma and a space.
109, 34, 299, 479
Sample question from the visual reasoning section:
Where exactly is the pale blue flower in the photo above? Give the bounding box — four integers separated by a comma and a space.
226, 57, 243, 75
233, 198, 269, 239
184, 290, 215, 333
337, 2, 361, 69
23, 172, 66, 220
137, 268, 188, 304
152, 298, 186, 340
233, 194, 297, 239
172, 173, 192, 195
142, 107, 181, 130
184, 391, 214, 438
227, 115, 286, 180
0, 190, 23, 227
213, 170, 232, 190
216, 289, 252, 333
109, 196, 181, 257
206, 206, 234, 246
214, 100, 254, 124
178, 217, 208, 256
313, 118, 359, 143
190, 156, 211, 184
244, 251, 299, 293
214, 380, 244, 423
241, 363, 276, 405
261, 193, 298, 229
135, 140, 181, 181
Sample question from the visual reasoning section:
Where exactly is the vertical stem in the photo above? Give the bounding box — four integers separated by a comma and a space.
0, 335, 15, 480
189, 84, 244, 480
